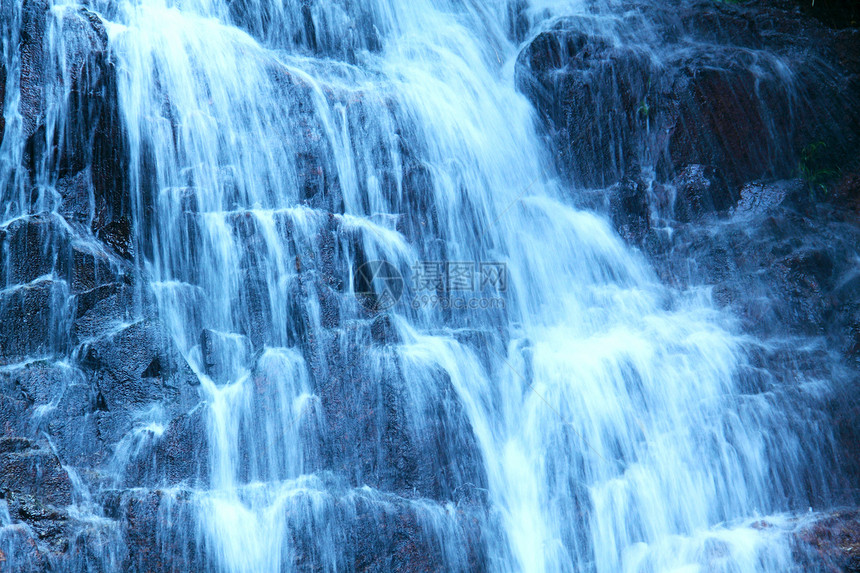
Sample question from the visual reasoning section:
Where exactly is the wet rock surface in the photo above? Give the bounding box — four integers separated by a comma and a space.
793, 510, 860, 572
0, 1, 208, 566
99, 483, 487, 573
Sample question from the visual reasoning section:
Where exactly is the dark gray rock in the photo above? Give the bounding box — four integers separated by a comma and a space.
75, 319, 203, 484
13, 0, 129, 234
56, 170, 94, 225
0, 213, 127, 294
55, 7, 111, 178
1, 214, 68, 285
98, 483, 487, 573
0, 360, 104, 471
96, 217, 133, 260
0, 444, 73, 507
19, 0, 50, 142
101, 488, 202, 572
0, 279, 68, 364
610, 171, 651, 243
120, 403, 210, 488
831, 270, 860, 359
0, 510, 60, 571
672, 165, 733, 222
285, 490, 487, 573
516, 26, 650, 189
791, 509, 860, 571
734, 179, 798, 217
639, 172, 860, 488
72, 281, 136, 341
80, 320, 200, 413
311, 329, 487, 503
0, 354, 204, 525
646, 190, 860, 340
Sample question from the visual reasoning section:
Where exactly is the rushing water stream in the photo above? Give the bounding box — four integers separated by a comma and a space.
0, 0, 849, 571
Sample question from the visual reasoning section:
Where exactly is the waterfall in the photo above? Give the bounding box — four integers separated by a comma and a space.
0, 0, 849, 571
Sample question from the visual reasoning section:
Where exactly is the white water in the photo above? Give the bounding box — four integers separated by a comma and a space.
1, 0, 844, 570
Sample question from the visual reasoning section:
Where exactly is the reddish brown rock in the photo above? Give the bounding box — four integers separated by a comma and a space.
794, 511, 860, 572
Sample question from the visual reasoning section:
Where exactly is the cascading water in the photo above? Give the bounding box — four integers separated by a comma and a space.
0, 0, 852, 570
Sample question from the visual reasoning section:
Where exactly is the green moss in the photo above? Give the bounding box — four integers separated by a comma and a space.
799, 141, 840, 199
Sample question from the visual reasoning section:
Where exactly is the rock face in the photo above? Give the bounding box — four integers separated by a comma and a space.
0, 1, 208, 568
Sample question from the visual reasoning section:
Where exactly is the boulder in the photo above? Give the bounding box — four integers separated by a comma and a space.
312, 329, 487, 502
11, 0, 129, 236
101, 488, 201, 572
72, 282, 127, 336
0, 213, 127, 293
56, 170, 94, 225
96, 217, 133, 260
18, 0, 50, 141
80, 320, 200, 414
0, 517, 58, 572
62, 8, 109, 162
516, 26, 650, 188
120, 404, 210, 488
285, 489, 487, 572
